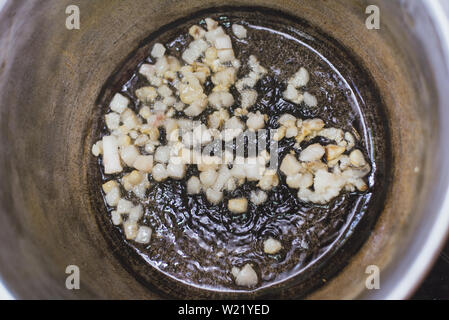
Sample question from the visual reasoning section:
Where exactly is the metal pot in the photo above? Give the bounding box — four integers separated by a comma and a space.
1, 0, 448, 299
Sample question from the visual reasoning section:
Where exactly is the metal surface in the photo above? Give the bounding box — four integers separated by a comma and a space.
0, 0, 449, 299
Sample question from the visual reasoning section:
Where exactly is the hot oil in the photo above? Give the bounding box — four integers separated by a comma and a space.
94, 8, 390, 296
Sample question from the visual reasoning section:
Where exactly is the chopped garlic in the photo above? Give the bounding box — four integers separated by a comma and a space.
152, 163, 168, 181
187, 176, 201, 194
102, 135, 123, 174
303, 91, 317, 107
110, 93, 129, 114
280, 154, 302, 176
234, 264, 258, 287
299, 144, 325, 162
206, 188, 223, 205
151, 43, 166, 59
232, 24, 247, 39
228, 198, 248, 214
349, 149, 367, 167
263, 237, 282, 254
135, 226, 152, 244
123, 221, 138, 240
250, 189, 268, 205
246, 111, 265, 131
133, 155, 153, 173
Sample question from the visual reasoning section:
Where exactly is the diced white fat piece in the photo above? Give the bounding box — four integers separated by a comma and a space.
189, 25, 206, 39
167, 55, 180, 72
121, 110, 140, 130
135, 226, 152, 244
217, 49, 235, 63
248, 55, 267, 75
110, 93, 129, 114
235, 77, 257, 92
225, 177, 237, 192
167, 162, 186, 179
182, 39, 208, 64
200, 169, 218, 188
139, 64, 162, 87
283, 84, 304, 104
231, 161, 246, 179
349, 149, 367, 167
303, 91, 318, 107
345, 132, 356, 150
105, 186, 121, 207
318, 128, 345, 143
212, 67, 236, 87
206, 188, 223, 205
111, 211, 122, 225
214, 35, 232, 49
285, 126, 298, 138
263, 237, 282, 254
205, 26, 225, 42
120, 145, 140, 167
105, 112, 120, 130
223, 116, 244, 139
154, 146, 171, 164
246, 111, 265, 131
232, 24, 247, 39
163, 96, 176, 107
278, 114, 296, 127
117, 198, 133, 214
303, 118, 325, 131
257, 170, 279, 191
240, 89, 258, 108
313, 169, 344, 196
192, 123, 212, 145
245, 162, 264, 181
128, 204, 143, 222
325, 145, 346, 161
154, 56, 169, 76
297, 169, 346, 204
208, 91, 234, 109
132, 175, 150, 199
92, 140, 103, 157
205, 18, 219, 31
234, 264, 258, 287
228, 198, 248, 214
213, 166, 232, 192
151, 43, 166, 59
187, 176, 201, 194
153, 101, 167, 112
280, 154, 302, 176
152, 163, 168, 181
289, 67, 310, 87
136, 86, 158, 103
286, 172, 313, 189
144, 143, 156, 154
102, 135, 123, 174
250, 189, 268, 205
134, 134, 149, 147
123, 221, 138, 240
183, 98, 207, 117
102, 180, 119, 194
157, 84, 172, 97
299, 144, 325, 162
208, 109, 230, 129
133, 155, 153, 173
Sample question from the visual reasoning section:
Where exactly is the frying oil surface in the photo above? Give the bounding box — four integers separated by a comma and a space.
95, 10, 388, 293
